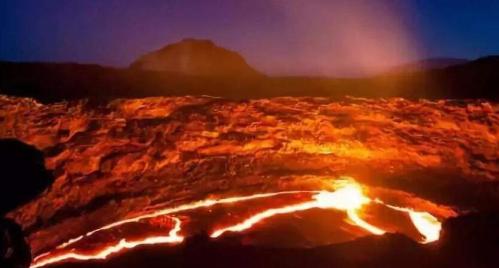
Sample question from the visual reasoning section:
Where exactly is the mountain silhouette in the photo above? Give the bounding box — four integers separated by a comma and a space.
130, 38, 261, 77
385, 57, 469, 73
0, 39, 498, 102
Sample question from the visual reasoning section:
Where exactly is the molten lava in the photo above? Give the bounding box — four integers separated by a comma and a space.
378, 201, 442, 243
31, 217, 183, 268
1, 96, 494, 267
211, 181, 385, 238
30, 180, 446, 268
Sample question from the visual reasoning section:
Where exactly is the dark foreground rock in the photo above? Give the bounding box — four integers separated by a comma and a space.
0, 218, 31, 268
439, 212, 499, 267
0, 139, 54, 268
0, 139, 54, 215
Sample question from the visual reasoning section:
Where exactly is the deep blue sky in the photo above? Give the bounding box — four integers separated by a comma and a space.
1, 0, 498, 76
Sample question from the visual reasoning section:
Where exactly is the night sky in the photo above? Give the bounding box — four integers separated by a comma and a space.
1, 0, 498, 76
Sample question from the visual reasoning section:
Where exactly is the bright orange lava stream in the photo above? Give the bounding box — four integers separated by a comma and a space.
375, 200, 442, 243
31, 217, 184, 268
211, 182, 385, 238
30, 180, 444, 268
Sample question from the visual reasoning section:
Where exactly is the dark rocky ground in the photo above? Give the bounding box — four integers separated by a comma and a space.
1, 55, 498, 103
0, 139, 54, 268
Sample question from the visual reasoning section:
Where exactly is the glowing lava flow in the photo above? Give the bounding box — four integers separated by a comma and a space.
346, 210, 385, 235
32, 190, 320, 268
408, 212, 441, 243
211, 182, 385, 238
31, 180, 446, 268
31, 216, 184, 268
55, 190, 319, 250
211, 201, 319, 238
378, 201, 442, 243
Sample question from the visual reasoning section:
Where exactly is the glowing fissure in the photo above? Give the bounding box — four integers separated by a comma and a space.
211, 201, 318, 238
346, 209, 385, 235
211, 182, 385, 238
31, 181, 445, 268
33, 190, 320, 267
31, 216, 184, 268
377, 200, 442, 243
56, 190, 319, 249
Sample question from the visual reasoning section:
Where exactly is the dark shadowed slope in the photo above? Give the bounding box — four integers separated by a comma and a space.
0, 56, 498, 102
384, 57, 469, 73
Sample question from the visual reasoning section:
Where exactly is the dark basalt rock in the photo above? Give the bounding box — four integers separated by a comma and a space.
0, 139, 54, 215
0, 218, 31, 268
0, 139, 54, 268
439, 212, 499, 267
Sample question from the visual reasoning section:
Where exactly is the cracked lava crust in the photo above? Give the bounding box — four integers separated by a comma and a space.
0, 95, 497, 267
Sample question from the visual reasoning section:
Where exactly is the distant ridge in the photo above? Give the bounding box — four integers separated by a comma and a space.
0, 55, 497, 102
386, 57, 469, 73
130, 38, 261, 77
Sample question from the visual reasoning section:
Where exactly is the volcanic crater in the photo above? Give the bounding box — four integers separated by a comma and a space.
0, 95, 497, 267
